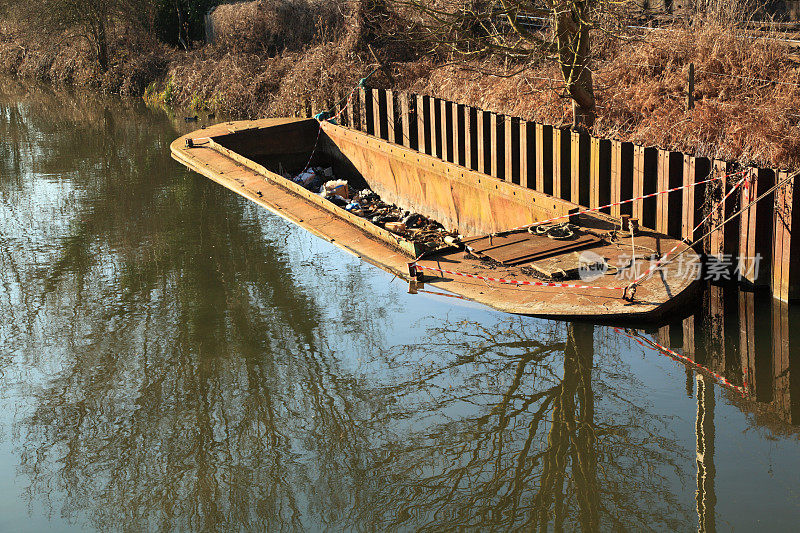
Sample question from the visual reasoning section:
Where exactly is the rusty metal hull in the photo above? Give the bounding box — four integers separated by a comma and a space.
171, 118, 700, 322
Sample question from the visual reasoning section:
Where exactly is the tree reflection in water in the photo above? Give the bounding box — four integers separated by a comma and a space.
365, 319, 692, 531
0, 83, 696, 531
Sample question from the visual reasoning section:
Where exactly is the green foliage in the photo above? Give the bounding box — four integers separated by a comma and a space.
143, 77, 176, 109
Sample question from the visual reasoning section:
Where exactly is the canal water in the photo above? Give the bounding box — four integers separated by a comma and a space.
0, 81, 798, 532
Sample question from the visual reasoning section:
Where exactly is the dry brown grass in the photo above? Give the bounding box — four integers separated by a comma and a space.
1, 2, 798, 170
411, 16, 800, 170
209, 0, 338, 55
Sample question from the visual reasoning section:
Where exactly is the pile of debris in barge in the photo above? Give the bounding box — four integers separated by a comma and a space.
285, 166, 462, 252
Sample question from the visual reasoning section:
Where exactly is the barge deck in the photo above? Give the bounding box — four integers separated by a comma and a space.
171, 118, 700, 322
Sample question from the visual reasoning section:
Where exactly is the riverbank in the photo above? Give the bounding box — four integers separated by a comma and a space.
1, 1, 799, 170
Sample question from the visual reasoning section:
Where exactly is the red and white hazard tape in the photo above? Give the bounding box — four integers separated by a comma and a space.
627, 174, 747, 289
333, 87, 358, 122
614, 327, 746, 396
412, 264, 626, 291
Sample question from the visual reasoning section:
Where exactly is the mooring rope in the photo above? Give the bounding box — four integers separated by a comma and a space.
298, 68, 380, 175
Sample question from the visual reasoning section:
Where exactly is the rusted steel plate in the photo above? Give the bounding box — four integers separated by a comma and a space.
469, 232, 601, 265
323, 123, 577, 237
467, 233, 533, 254
499, 236, 602, 266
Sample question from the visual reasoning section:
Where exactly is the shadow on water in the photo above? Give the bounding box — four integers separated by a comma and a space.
0, 80, 798, 531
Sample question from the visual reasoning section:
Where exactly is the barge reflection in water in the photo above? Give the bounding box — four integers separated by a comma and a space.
0, 81, 798, 531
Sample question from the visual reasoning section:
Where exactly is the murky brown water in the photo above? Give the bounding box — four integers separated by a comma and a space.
0, 81, 798, 532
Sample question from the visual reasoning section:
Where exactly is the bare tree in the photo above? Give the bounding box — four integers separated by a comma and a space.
392, 0, 632, 130
3, 0, 120, 70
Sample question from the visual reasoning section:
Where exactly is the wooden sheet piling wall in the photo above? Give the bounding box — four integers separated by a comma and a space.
313, 88, 799, 302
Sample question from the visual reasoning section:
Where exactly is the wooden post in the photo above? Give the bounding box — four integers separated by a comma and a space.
772, 170, 796, 302
657, 149, 671, 235
505, 116, 514, 183
633, 145, 646, 223
571, 132, 582, 205
399, 93, 411, 148
739, 168, 775, 286
682, 155, 698, 242
708, 160, 729, 259
686, 313, 700, 361
359, 88, 368, 132
770, 300, 799, 423
490, 113, 499, 179
477, 111, 486, 174
346, 90, 356, 128
386, 90, 396, 143
350, 90, 360, 130
687, 62, 695, 111
535, 123, 545, 192
372, 89, 382, 139
610, 140, 623, 218
520, 120, 530, 189
739, 291, 756, 399
416, 95, 428, 155
708, 285, 726, 372
590, 137, 602, 209
739, 168, 758, 285
451, 102, 461, 166
439, 99, 449, 162
432, 98, 442, 159
464, 107, 474, 170
553, 128, 565, 199
683, 155, 712, 245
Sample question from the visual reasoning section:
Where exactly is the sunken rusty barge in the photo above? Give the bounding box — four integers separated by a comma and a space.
171, 117, 700, 321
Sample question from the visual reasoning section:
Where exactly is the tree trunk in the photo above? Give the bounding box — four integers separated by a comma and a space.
176, 0, 188, 50
554, 1, 597, 131
95, 22, 109, 71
